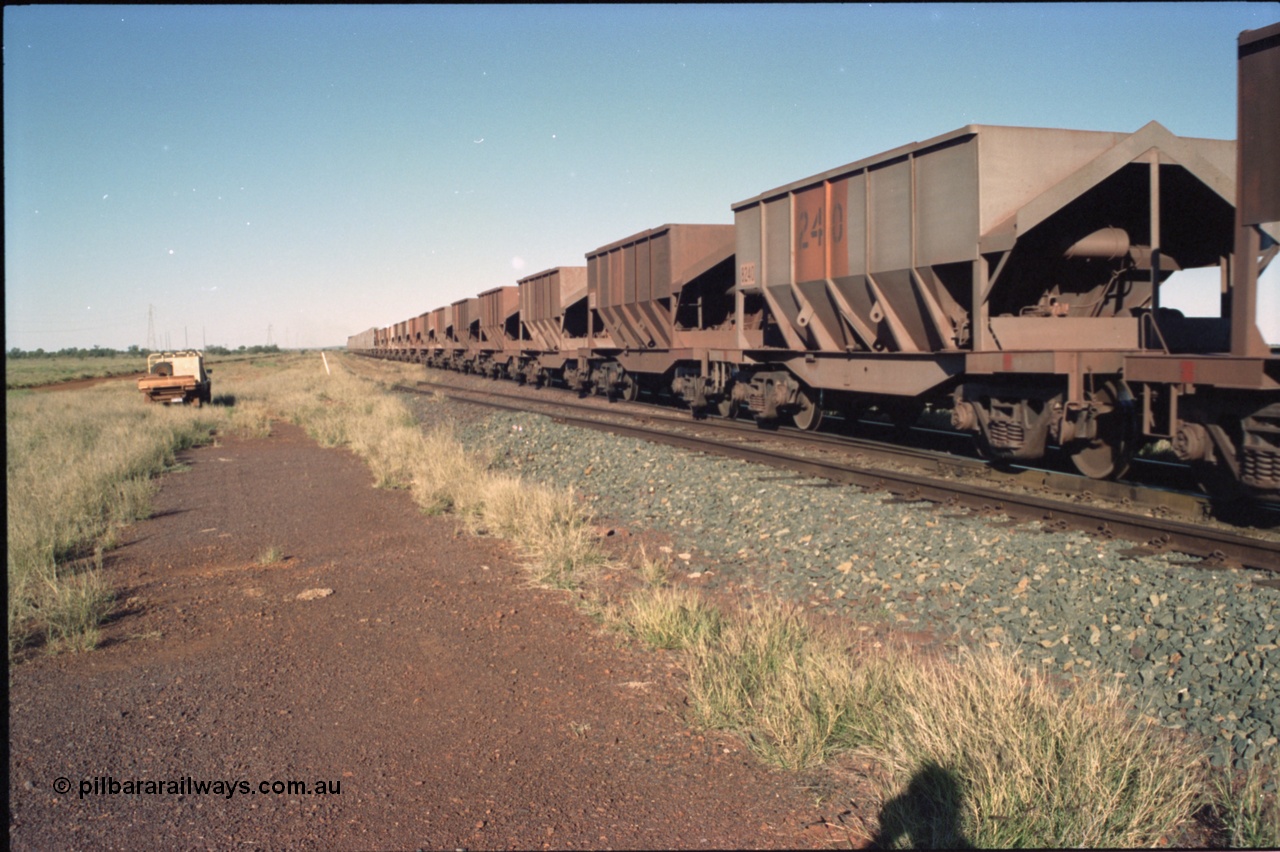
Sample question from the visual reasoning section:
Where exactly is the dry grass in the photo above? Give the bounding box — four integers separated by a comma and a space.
7, 383, 226, 656
634, 544, 671, 588
39, 567, 114, 653
29, 351, 1260, 846
861, 649, 1207, 848
5, 354, 144, 389
626, 584, 722, 650
246, 355, 610, 593
3, 352, 252, 390
682, 600, 883, 771
612, 585, 1217, 846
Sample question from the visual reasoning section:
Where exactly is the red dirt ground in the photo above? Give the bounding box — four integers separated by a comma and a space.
9, 423, 864, 849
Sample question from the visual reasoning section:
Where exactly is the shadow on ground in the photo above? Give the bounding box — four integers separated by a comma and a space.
871, 760, 973, 849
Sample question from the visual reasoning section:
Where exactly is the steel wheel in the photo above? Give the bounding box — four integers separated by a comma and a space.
1069, 382, 1134, 480
791, 386, 823, 431
620, 374, 640, 402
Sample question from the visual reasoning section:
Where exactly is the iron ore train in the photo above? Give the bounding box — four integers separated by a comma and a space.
351, 23, 1280, 500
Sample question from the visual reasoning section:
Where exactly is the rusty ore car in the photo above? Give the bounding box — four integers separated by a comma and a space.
350, 24, 1279, 501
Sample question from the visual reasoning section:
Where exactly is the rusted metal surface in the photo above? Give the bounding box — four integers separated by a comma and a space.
733, 124, 1234, 368
346, 327, 377, 352
449, 298, 480, 346
478, 286, 521, 350
412, 312, 428, 351
352, 25, 1278, 498
587, 224, 736, 352
428, 307, 447, 343
1232, 22, 1280, 358
519, 266, 589, 352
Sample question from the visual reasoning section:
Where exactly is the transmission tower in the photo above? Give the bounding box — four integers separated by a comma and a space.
146, 305, 157, 351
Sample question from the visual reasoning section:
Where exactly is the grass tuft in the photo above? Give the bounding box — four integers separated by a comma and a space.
41, 569, 114, 653
860, 649, 1206, 848
626, 585, 721, 650
1212, 751, 1280, 848
634, 544, 670, 588
683, 600, 880, 771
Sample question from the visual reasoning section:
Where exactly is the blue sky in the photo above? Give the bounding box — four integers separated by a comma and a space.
5, 4, 1278, 351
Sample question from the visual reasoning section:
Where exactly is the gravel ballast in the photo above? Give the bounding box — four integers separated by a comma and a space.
409, 396, 1279, 774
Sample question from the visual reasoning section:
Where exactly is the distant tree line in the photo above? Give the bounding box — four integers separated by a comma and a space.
7, 344, 283, 359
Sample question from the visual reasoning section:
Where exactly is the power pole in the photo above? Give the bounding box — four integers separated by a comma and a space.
147, 305, 156, 351
184, 326, 189, 348
267, 324, 273, 346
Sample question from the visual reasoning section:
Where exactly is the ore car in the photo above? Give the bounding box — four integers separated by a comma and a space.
351, 23, 1279, 499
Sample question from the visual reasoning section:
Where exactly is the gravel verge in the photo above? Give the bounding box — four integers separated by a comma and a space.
405, 395, 1280, 776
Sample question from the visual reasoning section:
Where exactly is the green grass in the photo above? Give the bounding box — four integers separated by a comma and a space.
5, 354, 145, 389
3, 352, 252, 390
1213, 752, 1280, 848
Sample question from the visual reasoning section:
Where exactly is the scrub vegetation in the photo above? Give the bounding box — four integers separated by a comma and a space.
6, 352, 149, 389
6, 354, 312, 657
8, 385, 221, 655
9, 351, 1275, 847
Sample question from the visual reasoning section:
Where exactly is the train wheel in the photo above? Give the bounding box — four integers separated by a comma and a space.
1069, 383, 1133, 479
791, 386, 823, 431
619, 374, 640, 402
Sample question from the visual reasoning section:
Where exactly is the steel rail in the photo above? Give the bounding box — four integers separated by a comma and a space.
397, 379, 1280, 573
409, 375, 1216, 519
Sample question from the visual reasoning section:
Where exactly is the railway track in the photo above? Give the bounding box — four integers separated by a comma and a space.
397, 372, 1280, 574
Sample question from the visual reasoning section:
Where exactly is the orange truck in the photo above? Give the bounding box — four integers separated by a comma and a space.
137, 350, 212, 406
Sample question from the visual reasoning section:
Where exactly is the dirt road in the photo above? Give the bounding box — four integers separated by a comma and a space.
9, 423, 843, 849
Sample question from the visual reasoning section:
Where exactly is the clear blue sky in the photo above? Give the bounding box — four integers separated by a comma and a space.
6, 4, 1278, 351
